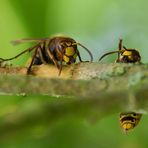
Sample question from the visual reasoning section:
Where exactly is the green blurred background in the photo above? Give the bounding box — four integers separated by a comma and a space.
0, 0, 148, 147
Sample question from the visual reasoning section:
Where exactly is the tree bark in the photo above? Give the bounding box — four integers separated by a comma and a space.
0, 62, 148, 110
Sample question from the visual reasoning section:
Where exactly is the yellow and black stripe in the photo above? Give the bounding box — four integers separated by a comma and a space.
119, 112, 142, 132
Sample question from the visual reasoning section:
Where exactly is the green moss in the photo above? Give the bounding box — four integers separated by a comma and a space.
100, 66, 126, 79
112, 66, 126, 76
128, 72, 145, 87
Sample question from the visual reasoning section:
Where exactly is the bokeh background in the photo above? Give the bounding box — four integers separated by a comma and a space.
0, 0, 148, 147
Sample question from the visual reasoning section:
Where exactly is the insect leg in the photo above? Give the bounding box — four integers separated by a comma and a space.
54, 46, 64, 75
0, 43, 40, 62
76, 50, 83, 62
27, 47, 39, 74
118, 39, 123, 58
123, 46, 133, 51
37, 44, 47, 64
119, 39, 122, 51
46, 48, 60, 70
58, 59, 63, 76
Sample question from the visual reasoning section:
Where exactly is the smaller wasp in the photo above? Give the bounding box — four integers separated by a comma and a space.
0, 35, 93, 75
99, 39, 141, 63
119, 112, 142, 132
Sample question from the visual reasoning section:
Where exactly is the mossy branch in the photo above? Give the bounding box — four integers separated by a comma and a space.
0, 62, 148, 110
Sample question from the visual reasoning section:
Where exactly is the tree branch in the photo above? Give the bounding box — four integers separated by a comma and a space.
0, 62, 148, 109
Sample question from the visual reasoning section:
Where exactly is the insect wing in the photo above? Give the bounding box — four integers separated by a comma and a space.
11, 38, 49, 45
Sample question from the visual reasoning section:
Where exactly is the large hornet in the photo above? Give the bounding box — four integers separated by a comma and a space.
0, 35, 93, 75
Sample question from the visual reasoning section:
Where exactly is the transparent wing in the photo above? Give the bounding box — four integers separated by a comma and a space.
11, 38, 49, 45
